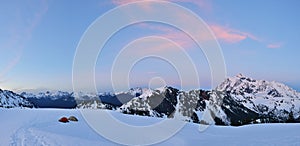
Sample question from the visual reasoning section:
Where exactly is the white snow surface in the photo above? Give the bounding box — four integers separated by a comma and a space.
1, 109, 300, 146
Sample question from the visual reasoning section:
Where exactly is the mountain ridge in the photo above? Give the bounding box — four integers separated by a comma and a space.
0, 89, 34, 108
1, 74, 300, 126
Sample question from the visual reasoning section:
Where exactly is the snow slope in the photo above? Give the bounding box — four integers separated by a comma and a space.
1, 109, 300, 146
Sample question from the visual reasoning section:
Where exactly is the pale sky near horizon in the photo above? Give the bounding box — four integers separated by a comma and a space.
0, 0, 299, 92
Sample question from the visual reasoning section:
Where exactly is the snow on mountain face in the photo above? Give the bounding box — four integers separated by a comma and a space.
21, 91, 74, 100
119, 87, 167, 117
76, 87, 158, 109
217, 73, 300, 98
21, 91, 76, 108
2, 74, 299, 126
119, 86, 230, 125
76, 100, 116, 110
0, 89, 34, 108
21, 91, 111, 109
19, 88, 148, 109
216, 74, 300, 122
120, 75, 300, 126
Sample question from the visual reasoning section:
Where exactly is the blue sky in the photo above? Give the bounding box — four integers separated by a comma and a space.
0, 0, 299, 92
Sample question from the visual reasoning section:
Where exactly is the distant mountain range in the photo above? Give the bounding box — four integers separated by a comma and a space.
1, 74, 300, 126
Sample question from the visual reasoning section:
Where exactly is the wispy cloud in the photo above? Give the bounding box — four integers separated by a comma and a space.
111, 0, 281, 49
111, 0, 212, 12
112, 0, 154, 11
138, 22, 262, 49
111, 0, 136, 5
209, 24, 260, 43
0, 0, 48, 79
25, 0, 48, 40
171, 0, 212, 12
111, 0, 221, 48
136, 23, 194, 51
267, 42, 283, 49
111, 0, 261, 44
147, 71, 158, 74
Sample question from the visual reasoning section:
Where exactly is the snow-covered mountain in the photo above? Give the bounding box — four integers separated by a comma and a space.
119, 86, 177, 117
21, 91, 77, 108
19, 89, 135, 109
0, 89, 34, 108
117, 74, 300, 125
21, 91, 72, 100
216, 73, 300, 124
76, 87, 153, 109
119, 86, 230, 125
217, 74, 300, 98
1, 74, 300, 126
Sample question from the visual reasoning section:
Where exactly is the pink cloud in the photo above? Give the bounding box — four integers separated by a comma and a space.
136, 23, 194, 50
111, 0, 212, 12
138, 22, 269, 51
170, 0, 212, 12
111, 0, 134, 5
151, 38, 189, 52
111, 1, 281, 49
209, 24, 260, 43
111, 0, 154, 11
161, 32, 192, 48
267, 43, 283, 49
132, 37, 189, 55
147, 23, 261, 44
137, 23, 261, 52
110, 0, 213, 48
138, 22, 260, 47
